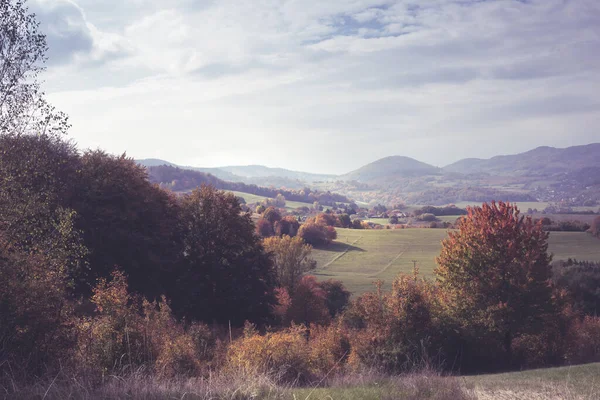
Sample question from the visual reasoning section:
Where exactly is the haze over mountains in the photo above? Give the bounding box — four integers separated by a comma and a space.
139, 143, 600, 183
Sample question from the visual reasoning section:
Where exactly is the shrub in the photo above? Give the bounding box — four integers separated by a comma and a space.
0, 233, 76, 377
344, 273, 442, 373
298, 222, 335, 246
565, 316, 600, 364
226, 324, 312, 383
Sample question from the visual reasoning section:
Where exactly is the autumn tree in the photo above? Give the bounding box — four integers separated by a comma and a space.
256, 218, 274, 237
263, 206, 282, 225
283, 276, 330, 327
172, 186, 276, 325
298, 222, 336, 246
71, 150, 181, 298
435, 201, 556, 368
263, 235, 316, 294
315, 212, 337, 227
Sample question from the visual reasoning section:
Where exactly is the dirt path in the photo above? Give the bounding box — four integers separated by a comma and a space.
322, 237, 363, 269
370, 250, 405, 277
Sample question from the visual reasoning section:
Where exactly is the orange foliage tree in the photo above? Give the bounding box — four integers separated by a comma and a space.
435, 201, 556, 367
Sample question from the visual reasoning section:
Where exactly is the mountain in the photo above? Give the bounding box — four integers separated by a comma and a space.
137, 158, 177, 167
220, 165, 335, 182
340, 156, 441, 182
137, 158, 242, 181
443, 144, 600, 176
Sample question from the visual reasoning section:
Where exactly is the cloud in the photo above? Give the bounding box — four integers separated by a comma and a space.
39, 0, 600, 173
30, 0, 93, 64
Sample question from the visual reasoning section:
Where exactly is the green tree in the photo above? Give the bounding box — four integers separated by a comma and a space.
263, 235, 316, 294
173, 186, 276, 325
435, 202, 555, 367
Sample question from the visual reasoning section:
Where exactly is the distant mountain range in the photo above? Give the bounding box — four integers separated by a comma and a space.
444, 144, 600, 176
138, 143, 600, 206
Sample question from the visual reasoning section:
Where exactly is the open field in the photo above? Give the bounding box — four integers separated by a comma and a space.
311, 228, 600, 294
287, 363, 600, 399
229, 190, 321, 210
453, 201, 598, 214
466, 362, 600, 399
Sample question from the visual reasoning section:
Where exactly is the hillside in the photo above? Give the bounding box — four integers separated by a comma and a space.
145, 164, 350, 205
138, 143, 600, 207
444, 143, 600, 175
340, 156, 441, 182
220, 165, 335, 182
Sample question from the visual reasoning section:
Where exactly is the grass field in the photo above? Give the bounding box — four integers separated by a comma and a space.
311, 228, 600, 294
466, 362, 600, 399
229, 190, 320, 211
285, 363, 600, 399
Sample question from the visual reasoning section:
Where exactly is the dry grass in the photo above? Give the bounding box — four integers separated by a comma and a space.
1, 369, 476, 400
467, 363, 600, 400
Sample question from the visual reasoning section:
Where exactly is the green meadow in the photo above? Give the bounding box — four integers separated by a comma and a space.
311, 228, 600, 294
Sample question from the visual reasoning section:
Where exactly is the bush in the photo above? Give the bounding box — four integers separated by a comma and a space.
76, 271, 202, 378
298, 222, 335, 246
226, 324, 312, 383
565, 316, 600, 364
0, 233, 76, 377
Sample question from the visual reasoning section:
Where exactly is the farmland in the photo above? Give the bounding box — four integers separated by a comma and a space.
229, 190, 331, 211
311, 228, 600, 294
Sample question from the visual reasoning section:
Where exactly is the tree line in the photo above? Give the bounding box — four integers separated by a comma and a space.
148, 164, 350, 206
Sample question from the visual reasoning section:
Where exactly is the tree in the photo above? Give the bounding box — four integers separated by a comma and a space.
338, 214, 351, 228
389, 215, 399, 225
435, 202, 555, 367
71, 150, 181, 298
319, 279, 351, 318
283, 276, 330, 326
256, 218, 274, 237
172, 186, 276, 325
0, 133, 87, 288
263, 235, 316, 294
1, 0, 69, 136
590, 216, 600, 238
274, 216, 300, 237
298, 222, 334, 246
263, 206, 282, 224
315, 212, 337, 227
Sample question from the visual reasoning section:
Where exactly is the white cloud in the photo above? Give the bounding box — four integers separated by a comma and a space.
37, 0, 600, 174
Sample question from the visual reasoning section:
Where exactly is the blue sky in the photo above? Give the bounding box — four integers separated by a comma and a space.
32, 0, 600, 174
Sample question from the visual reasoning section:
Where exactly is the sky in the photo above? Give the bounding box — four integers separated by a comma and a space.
30, 0, 600, 174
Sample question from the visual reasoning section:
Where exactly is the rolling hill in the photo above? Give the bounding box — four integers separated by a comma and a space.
340, 156, 441, 182
137, 143, 600, 207
443, 143, 600, 175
